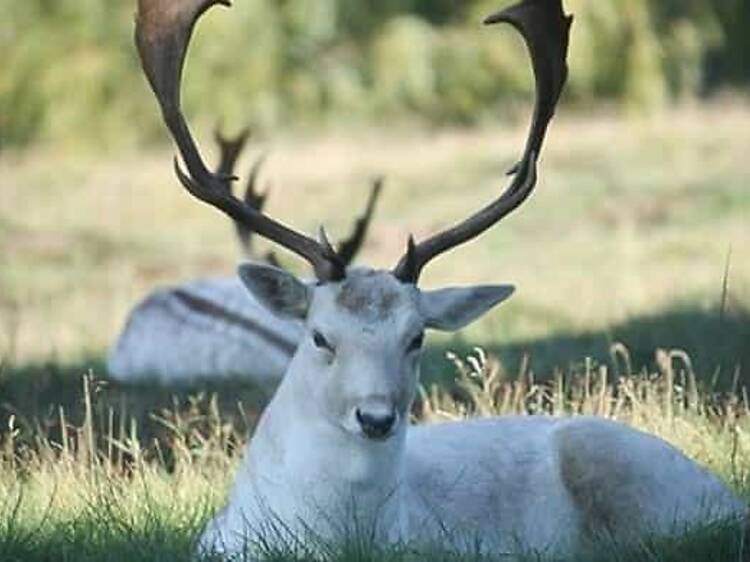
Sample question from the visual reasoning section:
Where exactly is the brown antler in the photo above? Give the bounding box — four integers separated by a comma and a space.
213, 124, 379, 267
336, 178, 384, 266
393, 0, 572, 284
214, 125, 271, 255
235, 154, 272, 252
214, 125, 251, 180
135, 0, 345, 281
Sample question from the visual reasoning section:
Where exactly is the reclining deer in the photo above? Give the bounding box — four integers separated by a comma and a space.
108, 129, 383, 386
135, 0, 748, 557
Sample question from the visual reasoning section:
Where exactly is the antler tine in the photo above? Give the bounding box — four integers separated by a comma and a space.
212, 124, 262, 254
135, 0, 345, 281
214, 124, 251, 182
393, 0, 572, 284
235, 154, 271, 256
336, 177, 385, 266
243, 153, 271, 212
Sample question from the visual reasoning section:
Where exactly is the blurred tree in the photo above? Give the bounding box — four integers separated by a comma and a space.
708, 0, 750, 88
0, 0, 748, 151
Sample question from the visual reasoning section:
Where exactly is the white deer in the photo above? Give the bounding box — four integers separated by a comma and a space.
108, 128, 383, 386
135, 0, 748, 557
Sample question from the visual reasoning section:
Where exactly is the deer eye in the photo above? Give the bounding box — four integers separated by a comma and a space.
407, 332, 425, 353
312, 330, 335, 353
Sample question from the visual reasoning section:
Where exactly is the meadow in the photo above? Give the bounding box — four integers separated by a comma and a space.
1, 101, 749, 560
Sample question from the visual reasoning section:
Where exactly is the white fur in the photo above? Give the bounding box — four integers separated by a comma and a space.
107, 277, 302, 386
198, 268, 747, 558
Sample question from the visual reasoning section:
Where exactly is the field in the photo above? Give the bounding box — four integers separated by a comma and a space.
1, 102, 750, 561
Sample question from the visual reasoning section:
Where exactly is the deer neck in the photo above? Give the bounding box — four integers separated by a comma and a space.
243, 359, 408, 542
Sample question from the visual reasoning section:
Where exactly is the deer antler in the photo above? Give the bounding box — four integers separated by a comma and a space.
336, 178, 384, 266
213, 125, 381, 267
393, 0, 572, 284
135, 0, 345, 281
214, 125, 270, 255
214, 125, 251, 181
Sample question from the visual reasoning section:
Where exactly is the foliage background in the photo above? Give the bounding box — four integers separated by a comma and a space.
2, 0, 750, 149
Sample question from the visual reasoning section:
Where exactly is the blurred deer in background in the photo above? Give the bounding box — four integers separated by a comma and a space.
135, 0, 748, 557
108, 128, 383, 386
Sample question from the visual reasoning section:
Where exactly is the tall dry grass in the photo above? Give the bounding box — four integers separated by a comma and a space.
0, 346, 748, 561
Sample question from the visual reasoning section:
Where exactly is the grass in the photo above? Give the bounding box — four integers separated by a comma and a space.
0, 103, 749, 560
1, 349, 749, 562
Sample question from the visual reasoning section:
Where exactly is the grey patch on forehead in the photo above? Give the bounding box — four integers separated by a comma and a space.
334, 270, 405, 322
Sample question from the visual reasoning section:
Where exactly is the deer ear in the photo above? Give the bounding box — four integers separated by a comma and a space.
419, 285, 515, 332
238, 263, 311, 320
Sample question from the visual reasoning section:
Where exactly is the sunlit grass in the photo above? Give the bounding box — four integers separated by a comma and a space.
0, 346, 748, 561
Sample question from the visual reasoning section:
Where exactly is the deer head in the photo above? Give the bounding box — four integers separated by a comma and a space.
135, 0, 571, 441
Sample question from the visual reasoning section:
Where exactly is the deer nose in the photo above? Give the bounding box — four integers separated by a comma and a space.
355, 408, 397, 440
